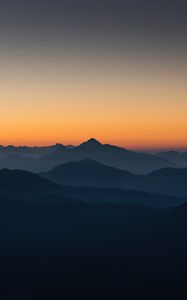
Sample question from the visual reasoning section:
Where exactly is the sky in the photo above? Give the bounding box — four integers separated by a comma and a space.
0, 0, 187, 150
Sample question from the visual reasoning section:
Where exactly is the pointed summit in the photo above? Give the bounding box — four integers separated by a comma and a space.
78, 138, 103, 150
86, 138, 102, 145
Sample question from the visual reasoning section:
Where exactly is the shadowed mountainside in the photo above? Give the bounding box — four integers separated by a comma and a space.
40, 159, 187, 197
0, 192, 187, 299
0, 168, 184, 207
0, 168, 187, 299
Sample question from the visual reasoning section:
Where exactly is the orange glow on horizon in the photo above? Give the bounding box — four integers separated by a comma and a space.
0, 50, 187, 150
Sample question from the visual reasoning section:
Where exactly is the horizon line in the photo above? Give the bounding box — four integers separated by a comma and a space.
1, 138, 187, 152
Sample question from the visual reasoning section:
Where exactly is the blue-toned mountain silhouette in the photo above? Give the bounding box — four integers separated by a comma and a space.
0, 168, 184, 207
0, 169, 187, 299
40, 159, 187, 197
157, 150, 187, 167
0, 138, 177, 173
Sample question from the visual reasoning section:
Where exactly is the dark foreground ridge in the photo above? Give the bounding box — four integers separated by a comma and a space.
0, 169, 187, 299
1, 193, 187, 299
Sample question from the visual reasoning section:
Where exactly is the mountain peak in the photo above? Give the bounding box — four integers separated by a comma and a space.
54, 143, 65, 149
86, 138, 102, 145
79, 138, 103, 149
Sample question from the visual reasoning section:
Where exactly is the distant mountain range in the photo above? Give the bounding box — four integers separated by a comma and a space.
0, 138, 177, 174
157, 150, 187, 167
0, 143, 65, 158
39, 138, 176, 174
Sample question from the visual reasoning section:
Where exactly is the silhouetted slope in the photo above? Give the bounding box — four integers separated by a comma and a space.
0, 169, 186, 299
41, 159, 187, 197
0, 194, 187, 299
0, 169, 61, 199
157, 150, 187, 167
60, 185, 184, 207
143, 167, 187, 197
40, 158, 135, 187
0, 169, 184, 207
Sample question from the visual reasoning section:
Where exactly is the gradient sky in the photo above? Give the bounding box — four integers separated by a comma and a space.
0, 0, 187, 150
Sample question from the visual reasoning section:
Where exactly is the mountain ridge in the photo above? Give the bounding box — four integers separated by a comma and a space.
0, 138, 179, 174
0, 168, 184, 207
41, 159, 187, 197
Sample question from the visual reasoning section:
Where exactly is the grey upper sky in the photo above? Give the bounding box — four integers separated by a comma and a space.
0, 0, 186, 54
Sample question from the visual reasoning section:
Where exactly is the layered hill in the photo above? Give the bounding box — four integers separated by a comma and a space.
0, 168, 184, 207
41, 159, 187, 197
